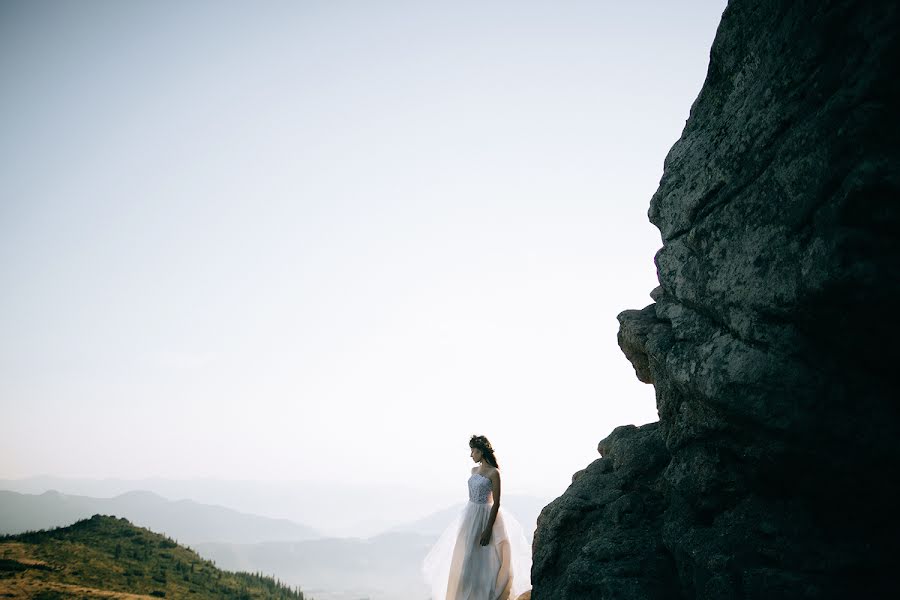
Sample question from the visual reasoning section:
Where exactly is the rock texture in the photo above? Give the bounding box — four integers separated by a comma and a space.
533, 1, 899, 598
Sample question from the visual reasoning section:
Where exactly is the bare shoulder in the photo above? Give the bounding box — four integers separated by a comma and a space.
486, 466, 501, 481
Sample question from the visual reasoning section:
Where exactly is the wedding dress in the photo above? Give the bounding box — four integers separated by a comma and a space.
422, 471, 532, 600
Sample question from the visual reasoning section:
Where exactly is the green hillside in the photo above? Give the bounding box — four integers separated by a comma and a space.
0, 513, 309, 599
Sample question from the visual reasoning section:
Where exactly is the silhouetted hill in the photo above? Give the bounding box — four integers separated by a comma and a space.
0, 489, 319, 544
0, 513, 310, 599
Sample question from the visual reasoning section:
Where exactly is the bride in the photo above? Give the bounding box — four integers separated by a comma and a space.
422, 435, 532, 600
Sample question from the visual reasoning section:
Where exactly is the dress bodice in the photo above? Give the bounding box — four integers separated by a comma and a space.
468, 473, 493, 504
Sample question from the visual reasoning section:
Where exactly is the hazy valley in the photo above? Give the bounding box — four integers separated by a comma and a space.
0, 478, 549, 600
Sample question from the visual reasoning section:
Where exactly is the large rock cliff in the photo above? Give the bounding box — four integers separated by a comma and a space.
532, 1, 899, 598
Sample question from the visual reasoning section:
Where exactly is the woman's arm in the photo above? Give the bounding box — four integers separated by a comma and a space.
480, 471, 501, 545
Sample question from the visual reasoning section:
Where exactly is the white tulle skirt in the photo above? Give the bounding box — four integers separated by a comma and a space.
422, 500, 532, 600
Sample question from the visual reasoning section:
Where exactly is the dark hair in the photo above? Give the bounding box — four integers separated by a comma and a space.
469, 435, 499, 468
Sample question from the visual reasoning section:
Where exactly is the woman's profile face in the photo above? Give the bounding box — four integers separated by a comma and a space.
470, 446, 483, 463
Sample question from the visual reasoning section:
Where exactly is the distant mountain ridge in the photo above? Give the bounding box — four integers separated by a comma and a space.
0, 476, 458, 538
0, 475, 552, 538
0, 489, 319, 545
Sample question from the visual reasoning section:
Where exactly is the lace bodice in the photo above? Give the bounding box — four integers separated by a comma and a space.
468, 472, 493, 504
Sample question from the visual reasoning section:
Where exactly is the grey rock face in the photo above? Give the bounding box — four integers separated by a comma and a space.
533, 1, 900, 598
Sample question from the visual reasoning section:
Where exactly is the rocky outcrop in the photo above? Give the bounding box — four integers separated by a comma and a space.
533, 1, 900, 598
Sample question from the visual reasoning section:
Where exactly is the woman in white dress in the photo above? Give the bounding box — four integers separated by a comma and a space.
422, 435, 532, 600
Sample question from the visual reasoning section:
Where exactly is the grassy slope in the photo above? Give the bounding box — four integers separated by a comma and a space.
0, 514, 309, 599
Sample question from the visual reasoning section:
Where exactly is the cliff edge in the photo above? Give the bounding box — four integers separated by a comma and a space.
532, 1, 899, 598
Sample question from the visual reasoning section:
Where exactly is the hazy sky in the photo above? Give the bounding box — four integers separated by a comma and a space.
1, 0, 726, 498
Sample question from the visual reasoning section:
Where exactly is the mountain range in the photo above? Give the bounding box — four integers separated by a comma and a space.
0, 476, 494, 538
0, 489, 319, 545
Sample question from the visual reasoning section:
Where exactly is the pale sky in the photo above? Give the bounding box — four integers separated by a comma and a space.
1, 0, 726, 498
